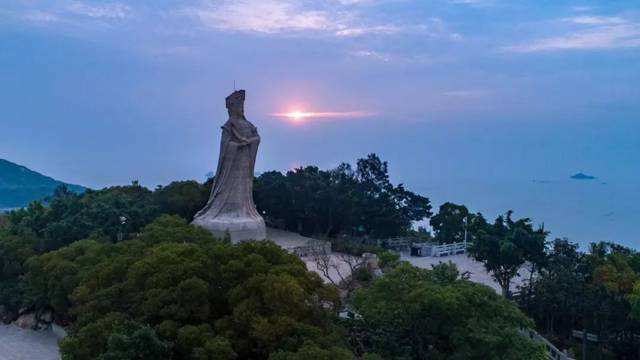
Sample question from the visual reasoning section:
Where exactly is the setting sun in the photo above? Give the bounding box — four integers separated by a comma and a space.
272, 110, 374, 123
284, 111, 313, 122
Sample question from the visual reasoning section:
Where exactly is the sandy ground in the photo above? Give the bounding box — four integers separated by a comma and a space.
267, 229, 529, 293
401, 253, 529, 293
0, 325, 60, 360
302, 251, 528, 294
266, 228, 352, 284
303, 255, 355, 286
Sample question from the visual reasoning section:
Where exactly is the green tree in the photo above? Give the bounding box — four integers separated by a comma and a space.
9, 183, 160, 250
154, 181, 209, 221
587, 244, 640, 358
254, 154, 431, 238
469, 211, 546, 297
269, 343, 354, 360
523, 240, 640, 358
48, 184, 75, 202
524, 239, 584, 342
351, 262, 546, 360
377, 250, 401, 270
430, 202, 470, 244
352, 154, 432, 238
254, 171, 294, 229
631, 282, 640, 321
430, 261, 470, 284
98, 322, 172, 360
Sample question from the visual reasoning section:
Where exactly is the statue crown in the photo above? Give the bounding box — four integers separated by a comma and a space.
226, 90, 245, 104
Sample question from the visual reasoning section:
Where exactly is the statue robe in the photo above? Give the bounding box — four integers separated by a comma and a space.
192, 116, 266, 241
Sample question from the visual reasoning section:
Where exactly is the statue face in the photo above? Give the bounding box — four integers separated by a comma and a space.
226, 98, 243, 116
226, 90, 245, 118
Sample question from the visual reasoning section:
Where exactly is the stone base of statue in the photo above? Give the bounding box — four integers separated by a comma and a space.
192, 215, 266, 243
192, 89, 267, 243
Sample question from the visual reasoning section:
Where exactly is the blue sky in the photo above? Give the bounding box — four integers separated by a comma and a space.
0, 0, 638, 246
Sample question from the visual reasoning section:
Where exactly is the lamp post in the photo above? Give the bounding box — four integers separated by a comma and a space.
117, 215, 127, 242
463, 215, 468, 250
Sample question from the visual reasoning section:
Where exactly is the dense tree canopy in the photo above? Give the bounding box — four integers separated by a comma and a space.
153, 180, 210, 221
8, 182, 159, 251
26, 216, 344, 360
630, 283, 640, 321
349, 262, 546, 359
19, 215, 549, 360
521, 240, 640, 359
254, 154, 432, 238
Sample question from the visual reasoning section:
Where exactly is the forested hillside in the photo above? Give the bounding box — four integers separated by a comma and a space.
0, 159, 85, 209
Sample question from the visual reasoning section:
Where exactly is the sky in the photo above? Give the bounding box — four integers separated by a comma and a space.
0, 0, 638, 248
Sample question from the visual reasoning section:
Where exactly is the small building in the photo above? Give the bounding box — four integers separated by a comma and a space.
411, 242, 435, 257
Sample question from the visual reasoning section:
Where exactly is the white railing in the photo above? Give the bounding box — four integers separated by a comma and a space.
411, 241, 471, 257
431, 242, 468, 257
572, 330, 599, 342
520, 328, 575, 360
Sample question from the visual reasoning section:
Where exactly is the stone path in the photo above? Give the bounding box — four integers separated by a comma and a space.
0, 325, 60, 360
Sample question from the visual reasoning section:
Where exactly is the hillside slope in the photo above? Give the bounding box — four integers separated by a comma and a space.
0, 159, 85, 209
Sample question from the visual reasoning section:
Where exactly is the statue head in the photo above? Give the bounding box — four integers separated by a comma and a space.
226, 90, 245, 118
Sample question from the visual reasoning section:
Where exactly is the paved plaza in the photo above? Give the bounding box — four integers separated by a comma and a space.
0, 325, 60, 360
402, 253, 528, 293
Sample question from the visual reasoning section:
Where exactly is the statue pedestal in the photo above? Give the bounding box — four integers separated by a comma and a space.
192, 215, 266, 243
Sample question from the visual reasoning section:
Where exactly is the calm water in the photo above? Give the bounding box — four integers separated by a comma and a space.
418, 178, 638, 250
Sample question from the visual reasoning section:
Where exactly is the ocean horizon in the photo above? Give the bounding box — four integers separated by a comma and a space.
418, 176, 638, 251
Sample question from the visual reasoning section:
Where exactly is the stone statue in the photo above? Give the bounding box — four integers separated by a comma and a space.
192, 90, 266, 242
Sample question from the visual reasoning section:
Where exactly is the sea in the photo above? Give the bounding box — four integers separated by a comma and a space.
416, 177, 638, 251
